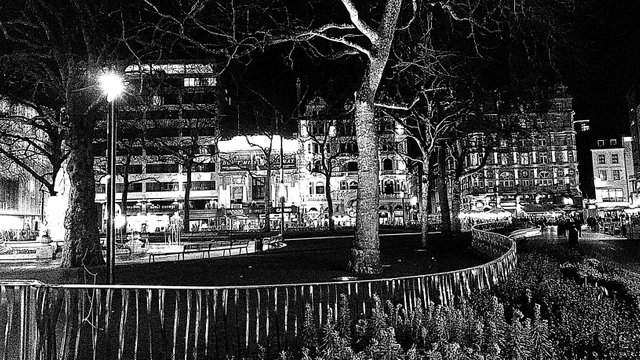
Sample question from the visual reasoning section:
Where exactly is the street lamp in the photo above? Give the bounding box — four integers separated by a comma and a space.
278, 182, 286, 240
400, 191, 405, 226
100, 71, 123, 285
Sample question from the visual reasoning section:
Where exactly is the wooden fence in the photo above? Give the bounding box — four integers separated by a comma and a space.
0, 223, 516, 359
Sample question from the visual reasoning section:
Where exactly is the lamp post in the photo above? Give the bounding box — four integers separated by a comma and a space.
400, 191, 405, 226
100, 71, 124, 285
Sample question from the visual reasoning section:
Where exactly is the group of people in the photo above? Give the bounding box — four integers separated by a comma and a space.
556, 215, 583, 245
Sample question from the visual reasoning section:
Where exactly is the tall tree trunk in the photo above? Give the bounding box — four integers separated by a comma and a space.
348, 0, 403, 274
326, 173, 335, 231
451, 176, 462, 233
264, 168, 271, 232
61, 115, 104, 268
184, 163, 192, 232
421, 155, 431, 248
351, 82, 381, 274
437, 143, 451, 234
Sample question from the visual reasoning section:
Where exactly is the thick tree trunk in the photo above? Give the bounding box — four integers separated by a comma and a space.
61, 117, 104, 268
421, 156, 431, 248
437, 143, 451, 234
348, 0, 403, 274
184, 164, 192, 232
350, 89, 381, 274
451, 177, 462, 233
326, 174, 335, 231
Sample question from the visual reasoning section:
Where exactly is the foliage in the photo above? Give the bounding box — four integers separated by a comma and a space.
276, 246, 640, 360
482, 252, 640, 359
288, 293, 555, 360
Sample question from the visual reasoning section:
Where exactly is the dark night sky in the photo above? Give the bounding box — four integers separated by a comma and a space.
567, 0, 640, 137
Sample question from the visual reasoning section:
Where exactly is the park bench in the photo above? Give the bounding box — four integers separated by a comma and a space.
147, 241, 250, 263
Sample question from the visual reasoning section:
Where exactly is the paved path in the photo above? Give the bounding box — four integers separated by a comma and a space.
524, 225, 640, 275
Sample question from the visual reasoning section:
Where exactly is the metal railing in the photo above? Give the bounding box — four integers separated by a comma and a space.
1, 223, 516, 359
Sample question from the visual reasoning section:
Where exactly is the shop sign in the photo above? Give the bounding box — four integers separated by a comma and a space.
227, 209, 244, 216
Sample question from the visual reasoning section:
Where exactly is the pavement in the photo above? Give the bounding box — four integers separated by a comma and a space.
521, 225, 640, 276
528, 225, 626, 244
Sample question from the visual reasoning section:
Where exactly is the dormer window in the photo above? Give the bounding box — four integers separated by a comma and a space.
610, 139, 617, 146
597, 140, 604, 147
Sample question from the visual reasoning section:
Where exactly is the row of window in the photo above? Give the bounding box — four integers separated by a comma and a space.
307, 179, 404, 195
469, 151, 576, 166
598, 169, 623, 181
466, 178, 575, 189
307, 121, 396, 136
597, 139, 618, 147
96, 181, 216, 193
599, 188, 624, 202
113, 163, 216, 175
597, 153, 620, 165
310, 158, 400, 173
468, 134, 575, 148
474, 169, 575, 180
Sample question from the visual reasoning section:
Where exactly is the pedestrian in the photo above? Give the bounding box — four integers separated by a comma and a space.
574, 216, 582, 237
567, 221, 578, 245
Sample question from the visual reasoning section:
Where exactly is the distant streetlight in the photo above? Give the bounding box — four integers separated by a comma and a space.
100, 71, 123, 285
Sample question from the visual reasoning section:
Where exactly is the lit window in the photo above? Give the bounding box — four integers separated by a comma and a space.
613, 170, 621, 180
612, 154, 619, 164
539, 153, 549, 164
599, 170, 607, 181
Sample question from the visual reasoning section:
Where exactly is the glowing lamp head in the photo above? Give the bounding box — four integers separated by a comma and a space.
99, 72, 124, 102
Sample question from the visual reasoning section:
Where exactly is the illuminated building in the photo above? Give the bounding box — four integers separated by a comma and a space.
94, 62, 220, 233
459, 85, 582, 214
0, 98, 47, 234
590, 136, 636, 209
297, 96, 411, 226
217, 135, 300, 230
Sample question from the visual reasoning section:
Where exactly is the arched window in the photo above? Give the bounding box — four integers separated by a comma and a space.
315, 182, 325, 194
349, 181, 358, 190
538, 171, 552, 186
499, 172, 514, 188
383, 158, 393, 171
347, 161, 358, 172
340, 181, 348, 190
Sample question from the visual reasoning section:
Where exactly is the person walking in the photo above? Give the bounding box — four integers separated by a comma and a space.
567, 220, 578, 245
574, 216, 582, 237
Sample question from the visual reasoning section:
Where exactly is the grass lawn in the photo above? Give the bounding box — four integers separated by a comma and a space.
0, 232, 485, 285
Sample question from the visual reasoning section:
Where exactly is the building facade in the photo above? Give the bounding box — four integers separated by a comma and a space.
217, 135, 300, 231
297, 97, 411, 226
94, 62, 220, 233
0, 98, 47, 235
459, 85, 582, 214
591, 137, 636, 209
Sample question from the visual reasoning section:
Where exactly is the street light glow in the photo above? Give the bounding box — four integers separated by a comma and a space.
99, 72, 124, 102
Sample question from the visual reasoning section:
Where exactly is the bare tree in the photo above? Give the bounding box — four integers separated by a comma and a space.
301, 97, 355, 230
0, 99, 68, 196
0, 0, 139, 267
